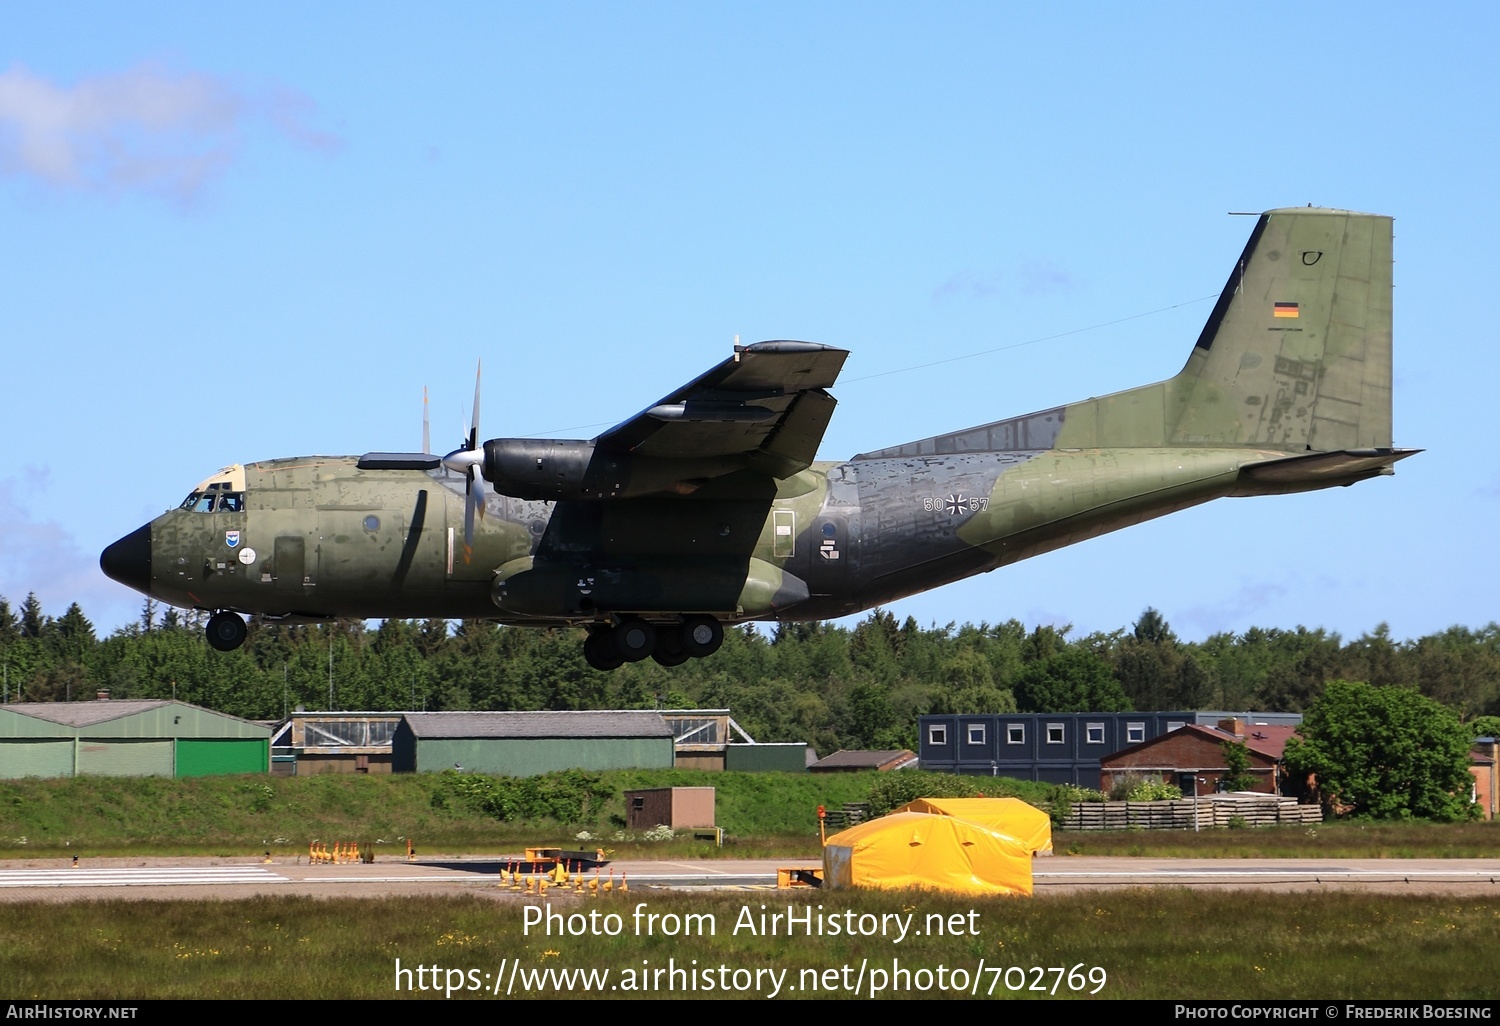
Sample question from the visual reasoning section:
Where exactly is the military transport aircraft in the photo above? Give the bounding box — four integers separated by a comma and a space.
101, 207, 1415, 670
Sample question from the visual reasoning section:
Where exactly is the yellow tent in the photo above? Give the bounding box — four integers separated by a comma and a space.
823, 811, 1033, 896
893, 797, 1053, 854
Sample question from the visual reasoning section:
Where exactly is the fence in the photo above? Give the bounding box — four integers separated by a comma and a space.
1056, 795, 1321, 831
822, 803, 874, 830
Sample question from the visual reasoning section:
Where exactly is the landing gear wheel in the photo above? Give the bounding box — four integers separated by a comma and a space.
206, 611, 247, 652
651, 630, 689, 668
679, 615, 723, 658
613, 618, 657, 662
584, 630, 625, 671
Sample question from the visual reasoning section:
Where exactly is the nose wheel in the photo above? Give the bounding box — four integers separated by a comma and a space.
206, 611, 248, 652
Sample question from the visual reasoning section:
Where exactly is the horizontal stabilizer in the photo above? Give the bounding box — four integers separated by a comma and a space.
1234, 447, 1420, 494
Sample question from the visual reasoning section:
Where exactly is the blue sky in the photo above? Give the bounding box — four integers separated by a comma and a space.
2, 3, 1496, 643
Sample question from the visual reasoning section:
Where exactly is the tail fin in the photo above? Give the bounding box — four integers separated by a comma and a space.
1167, 207, 1393, 450
1058, 207, 1395, 452
855, 207, 1396, 460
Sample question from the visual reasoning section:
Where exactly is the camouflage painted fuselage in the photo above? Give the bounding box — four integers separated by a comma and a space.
110, 207, 1416, 637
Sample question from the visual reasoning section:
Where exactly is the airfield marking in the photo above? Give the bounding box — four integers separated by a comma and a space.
1033, 869, 1495, 878
2, 859, 1496, 897
0, 867, 287, 888
658, 861, 742, 874
311, 875, 487, 883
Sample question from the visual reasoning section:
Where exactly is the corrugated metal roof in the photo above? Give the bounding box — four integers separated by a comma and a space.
401, 710, 673, 740
0, 700, 174, 727
811, 749, 918, 770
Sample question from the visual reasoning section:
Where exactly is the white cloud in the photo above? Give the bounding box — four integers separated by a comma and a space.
1175, 579, 1292, 637
0, 62, 340, 202
932, 270, 1006, 301
1017, 259, 1074, 295
0, 471, 116, 622
265, 82, 342, 154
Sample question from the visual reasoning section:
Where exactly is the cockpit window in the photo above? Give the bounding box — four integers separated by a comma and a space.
179, 491, 245, 513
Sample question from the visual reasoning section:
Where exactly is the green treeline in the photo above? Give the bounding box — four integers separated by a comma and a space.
2, 594, 1499, 754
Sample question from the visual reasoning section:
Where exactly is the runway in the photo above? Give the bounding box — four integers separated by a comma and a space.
3, 855, 1499, 900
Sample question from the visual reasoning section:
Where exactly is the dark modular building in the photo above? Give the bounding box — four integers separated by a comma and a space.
918, 711, 1302, 788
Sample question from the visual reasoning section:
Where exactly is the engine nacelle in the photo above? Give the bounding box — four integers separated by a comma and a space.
482, 438, 602, 501
482, 438, 748, 501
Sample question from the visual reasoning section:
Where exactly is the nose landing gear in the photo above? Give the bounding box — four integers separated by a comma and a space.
206, 611, 248, 652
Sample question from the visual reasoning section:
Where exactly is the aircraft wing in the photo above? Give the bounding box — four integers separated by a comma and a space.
595, 340, 849, 479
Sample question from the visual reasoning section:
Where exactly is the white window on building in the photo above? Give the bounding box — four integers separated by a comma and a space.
1126, 722, 1146, 744
966, 723, 986, 745
929, 725, 948, 746
1167, 720, 1186, 733
1086, 722, 1105, 745
1007, 724, 1025, 745
1046, 723, 1065, 745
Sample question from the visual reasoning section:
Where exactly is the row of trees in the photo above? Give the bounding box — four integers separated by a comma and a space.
4, 593, 1497, 821
3, 593, 1499, 759
1284, 680, 1489, 822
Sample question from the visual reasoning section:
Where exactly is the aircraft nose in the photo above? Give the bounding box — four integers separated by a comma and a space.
100, 523, 152, 595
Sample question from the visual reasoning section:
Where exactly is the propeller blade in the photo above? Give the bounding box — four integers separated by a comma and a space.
465, 469, 486, 549
422, 386, 431, 455
443, 358, 485, 549
463, 481, 476, 547
468, 360, 482, 452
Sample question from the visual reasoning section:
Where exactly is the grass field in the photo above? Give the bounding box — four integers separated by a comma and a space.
0, 767, 1062, 858
4, 770, 1499, 860
4, 773, 1499, 1001
3, 889, 1497, 1000
0, 769, 892, 856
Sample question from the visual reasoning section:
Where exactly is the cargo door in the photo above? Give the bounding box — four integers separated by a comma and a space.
271, 534, 311, 592
317, 510, 406, 603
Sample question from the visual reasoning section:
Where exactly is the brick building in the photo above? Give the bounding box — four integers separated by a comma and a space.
1098, 720, 1295, 796
1471, 738, 1497, 820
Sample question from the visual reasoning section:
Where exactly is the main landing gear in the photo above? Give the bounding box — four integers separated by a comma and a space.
206, 611, 248, 652
583, 615, 724, 671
